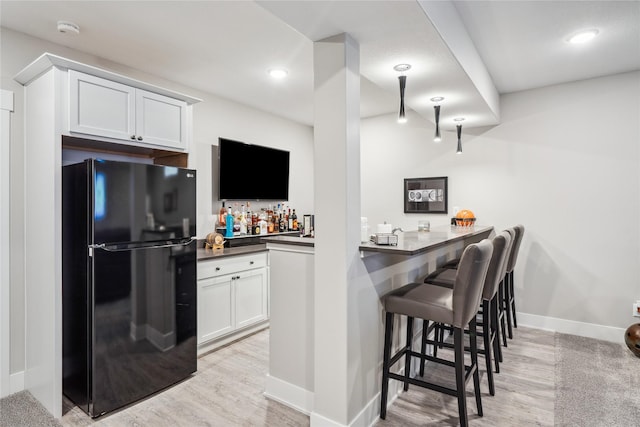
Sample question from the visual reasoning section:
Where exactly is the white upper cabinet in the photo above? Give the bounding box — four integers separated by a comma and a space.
69, 70, 188, 150
69, 70, 136, 141
135, 89, 187, 149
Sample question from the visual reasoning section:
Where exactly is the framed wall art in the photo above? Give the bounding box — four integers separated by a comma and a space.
404, 177, 448, 214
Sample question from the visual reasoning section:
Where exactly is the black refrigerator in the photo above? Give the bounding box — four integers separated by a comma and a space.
62, 159, 197, 418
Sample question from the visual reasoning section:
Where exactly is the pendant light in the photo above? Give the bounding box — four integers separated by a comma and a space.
394, 64, 411, 123
431, 97, 444, 142
454, 117, 465, 154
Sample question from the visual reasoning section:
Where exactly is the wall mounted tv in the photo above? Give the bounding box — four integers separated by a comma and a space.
218, 137, 290, 201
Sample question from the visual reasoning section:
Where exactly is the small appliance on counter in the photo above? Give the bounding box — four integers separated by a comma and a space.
371, 221, 399, 245
371, 233, 398, 246
302, 214, 314, 237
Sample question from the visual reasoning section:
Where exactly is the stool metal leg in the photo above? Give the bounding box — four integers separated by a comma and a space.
420, 320, 429, 377
504, 274, 514, 339
491, 294, 503, 368
454, 327, 469, 427
469, 317, 483, 417
498, 281, 508, 347
380, 311, 393, 420
510, 271, 518, 328
481, 300, 495, 396
404, 317, 414, 391
433, 323, 439, 358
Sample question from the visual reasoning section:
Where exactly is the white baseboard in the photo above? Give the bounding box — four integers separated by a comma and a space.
517, 312, 626, 343
10, 370, 24, 394
310, 411, 344, 427
308, 366, 405, 427
348, 392, 383, 427
264, 374, 313, 415
197, 322, 268, 357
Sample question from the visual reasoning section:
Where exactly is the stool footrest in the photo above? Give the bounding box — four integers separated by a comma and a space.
388, 347, 477, 386
388, 372, 459, 397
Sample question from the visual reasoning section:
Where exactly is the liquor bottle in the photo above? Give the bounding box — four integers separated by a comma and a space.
252, 213, 259, 235
240, 205, 247, 235
218, 201, 226, 227
233, 204, 241, 235
259, 213, 268, 235
287, 208, 293, 231
245, 204, 251, 235
279, 213, 286, 232
225, 207, 234, 238
267, 213, 275, 233
291, 209, 298, 231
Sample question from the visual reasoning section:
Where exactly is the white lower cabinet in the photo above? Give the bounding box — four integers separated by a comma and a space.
197, 252, 268, 349
198, 276, 233, 343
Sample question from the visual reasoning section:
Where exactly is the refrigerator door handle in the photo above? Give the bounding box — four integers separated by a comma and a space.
89, 238, 196, 252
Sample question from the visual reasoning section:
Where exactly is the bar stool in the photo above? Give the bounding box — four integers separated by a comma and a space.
421, 231, 512, 396
503, 225, 525, 339
380, 240, 493, 426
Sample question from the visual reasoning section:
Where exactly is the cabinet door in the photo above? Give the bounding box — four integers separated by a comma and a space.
135, 89, 187, 150
197, 275, 233, 344
234, 268, 268, 330
69, 70, 136, 141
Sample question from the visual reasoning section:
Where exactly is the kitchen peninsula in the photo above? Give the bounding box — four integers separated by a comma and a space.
263, 225, 493, 417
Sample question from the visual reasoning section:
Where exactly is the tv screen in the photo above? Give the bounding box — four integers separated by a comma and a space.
218, 138, 290, 201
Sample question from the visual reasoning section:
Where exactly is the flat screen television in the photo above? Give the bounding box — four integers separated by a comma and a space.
218, 137, 290, 201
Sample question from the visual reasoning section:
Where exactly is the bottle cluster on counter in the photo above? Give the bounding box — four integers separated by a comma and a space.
218, 201, 305, 237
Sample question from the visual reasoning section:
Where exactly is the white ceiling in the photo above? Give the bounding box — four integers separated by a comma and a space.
1, 1, 638, 129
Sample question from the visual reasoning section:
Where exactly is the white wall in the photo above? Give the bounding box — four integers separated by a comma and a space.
362, 71, 640, 336
0, 27, 313, 380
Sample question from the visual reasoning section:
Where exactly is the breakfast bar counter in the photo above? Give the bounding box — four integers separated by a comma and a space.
359, 225, 494, 256
264, 225, 494, 419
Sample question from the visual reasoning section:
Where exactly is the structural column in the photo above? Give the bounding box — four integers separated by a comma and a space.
311, 33, 361, 426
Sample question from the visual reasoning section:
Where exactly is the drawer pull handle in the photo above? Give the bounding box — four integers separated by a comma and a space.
215, 267, 221, 271
250, 261, 254, 265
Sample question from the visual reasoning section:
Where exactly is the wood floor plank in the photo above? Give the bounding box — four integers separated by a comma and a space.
60, 330, 310, 427
379, 326, 555, 426
61, 326, 557, 426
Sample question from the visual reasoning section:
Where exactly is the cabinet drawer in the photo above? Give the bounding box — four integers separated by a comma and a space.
197, 252, 267, 280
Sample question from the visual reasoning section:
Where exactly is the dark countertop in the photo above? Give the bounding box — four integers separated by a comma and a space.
262, 235, 315, 247
358, 225, 494, 256
197, 226, 492, 259
197, 244, 268, 261
196, 231, 300, 260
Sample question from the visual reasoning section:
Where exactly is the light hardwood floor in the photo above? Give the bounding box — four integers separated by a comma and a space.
61, 326, 554, 426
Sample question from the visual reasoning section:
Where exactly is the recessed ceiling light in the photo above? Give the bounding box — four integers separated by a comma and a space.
268, 69, 288, 79
57, 21, 80, 35
393, 64, 411, 72
567, 29, 599, 44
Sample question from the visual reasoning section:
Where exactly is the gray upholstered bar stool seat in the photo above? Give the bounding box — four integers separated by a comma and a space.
421, 231, 513, 396
380, 240, 493, 427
